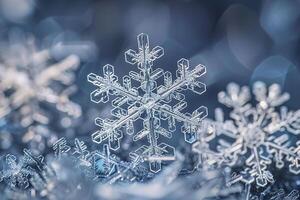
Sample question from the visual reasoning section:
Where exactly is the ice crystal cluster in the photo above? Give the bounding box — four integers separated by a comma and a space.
0, 141, 244, 200
196, 82, 300, 187
0, 138, 148, 198
52, 137, 152, 183
87, 33, 207, 173
0, 148, 55, 196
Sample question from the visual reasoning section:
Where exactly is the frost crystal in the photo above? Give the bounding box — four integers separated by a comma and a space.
87, 33, 207, 173
201, 82, 300, 187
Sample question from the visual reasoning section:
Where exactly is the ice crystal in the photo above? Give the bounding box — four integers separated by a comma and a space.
53, 137, 72, 159
0, 149, 53, 193
87, 33, 207, 173
199, 82, 300, 187
94, 157, 243, 200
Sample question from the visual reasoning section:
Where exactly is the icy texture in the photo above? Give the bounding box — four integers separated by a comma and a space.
95, 157, 243, 200
201, 82, 300, 187
0, 138, 152, 199
0, 150, 243, 200
87, 33, 207, 173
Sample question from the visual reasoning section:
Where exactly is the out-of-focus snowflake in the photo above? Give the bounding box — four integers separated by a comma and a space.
87, 33, 207, 173
0, 32, 81, 126
191, 119, 224, 169
0, 31, 82, 151
2, 187, 30, 200
196, 82, 300, 187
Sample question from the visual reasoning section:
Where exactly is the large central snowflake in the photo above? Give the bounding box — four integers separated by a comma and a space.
87, 33, 207, 173
205, 82, 300, 187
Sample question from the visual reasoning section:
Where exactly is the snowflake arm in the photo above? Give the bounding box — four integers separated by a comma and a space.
23, 149, 45, 172
35, 55, 79, 87
52, 138, 71, 159
91, 107, 141, 150
266, 136, 300, 174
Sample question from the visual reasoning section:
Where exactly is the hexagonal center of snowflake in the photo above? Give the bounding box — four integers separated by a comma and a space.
242, 125, 265, 148
141, 96, 156, 108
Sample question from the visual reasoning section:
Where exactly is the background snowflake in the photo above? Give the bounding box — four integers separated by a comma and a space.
0, 30, 82, 152
200, 82, 300, 187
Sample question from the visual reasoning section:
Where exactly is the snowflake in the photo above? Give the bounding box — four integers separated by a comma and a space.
87, 33, 207, 173
0, 32, 82, 129
200, 82, 300, 187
